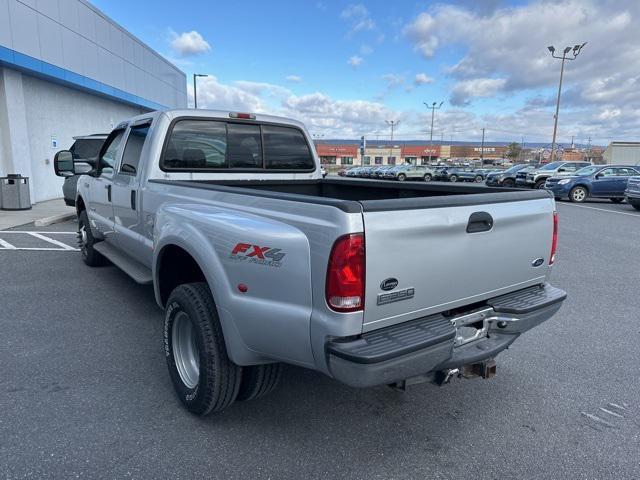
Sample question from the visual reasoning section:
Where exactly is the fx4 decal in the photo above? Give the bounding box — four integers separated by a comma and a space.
230, 243, 286, 267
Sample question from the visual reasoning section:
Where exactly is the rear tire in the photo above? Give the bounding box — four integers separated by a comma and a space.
423, 173, 432, 182
78, 210, 108, 267
475, 175, 483, 183
397, 173, 406, 181
164, 283, 242, 415
449, 174, 458, 182
569, 186, 588, 203
631, 202, 640, 211
236, 363, 283, 401
610, 198, 623, 204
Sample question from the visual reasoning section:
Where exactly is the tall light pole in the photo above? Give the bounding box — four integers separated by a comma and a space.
193, 73, 208, 109
424, 101, 443, 144
385, 120, 399, 142
547, 43, 586, 161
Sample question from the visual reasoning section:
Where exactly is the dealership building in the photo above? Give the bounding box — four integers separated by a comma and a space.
0, 0, 187, 203
603, 142, 640, 166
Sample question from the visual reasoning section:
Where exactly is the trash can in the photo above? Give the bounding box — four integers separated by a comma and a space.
0, 174, 32, 210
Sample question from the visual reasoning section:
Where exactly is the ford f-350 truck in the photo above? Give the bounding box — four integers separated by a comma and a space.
54, 109, 566, 416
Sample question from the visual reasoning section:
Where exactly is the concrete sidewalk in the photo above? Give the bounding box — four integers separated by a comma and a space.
0, 198, 75, 230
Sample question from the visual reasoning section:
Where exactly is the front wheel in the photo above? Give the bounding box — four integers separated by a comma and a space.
534, 179, 547, 189
423, 173, 432, 182
449, 174, 458, 182
78, 210, 108, 267
610, 198, 624, 204
569, 186, 588, 203
502, 178, 515, 188
397, 173, 406, 181
475, 175, 483, 183
164, 283, 242, 415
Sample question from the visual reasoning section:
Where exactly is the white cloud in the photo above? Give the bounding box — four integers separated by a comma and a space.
403, 0, 640, 112
170, 30, 211, 57
414, 73, 434, 85
285, 75, 302, 83
348, 55, 364, 67
340, 3, 376, 35
382, 73, 405, 89
360, 44, 374, 55
450, 78, 507, 106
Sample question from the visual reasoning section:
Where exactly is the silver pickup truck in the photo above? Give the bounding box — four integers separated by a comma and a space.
54, 109, 566, 416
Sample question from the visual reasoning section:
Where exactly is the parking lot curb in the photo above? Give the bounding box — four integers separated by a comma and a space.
34, 212, 76, 227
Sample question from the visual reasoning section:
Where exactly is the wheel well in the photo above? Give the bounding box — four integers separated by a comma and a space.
571, 184, 589, 193
157, 245, 207, 306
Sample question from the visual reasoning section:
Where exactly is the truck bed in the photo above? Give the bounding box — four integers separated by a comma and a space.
149, 178, 551, 212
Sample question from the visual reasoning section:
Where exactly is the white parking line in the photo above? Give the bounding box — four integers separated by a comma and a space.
0, 238, 17, 249
27, 232, 77, 250
0, 231, 79, 251
557, 202, 640, 218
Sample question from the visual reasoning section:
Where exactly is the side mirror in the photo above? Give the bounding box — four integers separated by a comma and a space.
595, 173, 604, 179
557, 168, 566, 172
53, 150, 75, 177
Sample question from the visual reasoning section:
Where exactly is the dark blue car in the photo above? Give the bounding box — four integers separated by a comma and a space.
544, 165, 640, 203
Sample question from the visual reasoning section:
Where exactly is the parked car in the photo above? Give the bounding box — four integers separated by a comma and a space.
436, 167, 477, 182
624, 176, 640, 211
545, 165, 640, 203
521, 161, 592, 189
346, 167, 364, 177
54, 109, 565, 416
486, 164, 534, 187
386, 164, 436, 181
373, 165, 395, 179
59, 134, 108, 206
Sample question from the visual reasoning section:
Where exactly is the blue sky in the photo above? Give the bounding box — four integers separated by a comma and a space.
92, 0, 639, 145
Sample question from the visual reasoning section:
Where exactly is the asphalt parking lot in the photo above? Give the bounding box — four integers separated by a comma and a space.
1, 198, 639, 479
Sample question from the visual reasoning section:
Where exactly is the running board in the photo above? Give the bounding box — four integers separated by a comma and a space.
93, 241, 153, 284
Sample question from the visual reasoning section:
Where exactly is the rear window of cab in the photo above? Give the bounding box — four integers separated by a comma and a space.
160, 119, 315, 172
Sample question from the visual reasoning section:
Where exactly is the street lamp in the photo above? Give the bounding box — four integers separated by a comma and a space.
193, 73, 208, 109
424, 101, 444, 144
547, 42, 586, 161
385, 120, 399, 142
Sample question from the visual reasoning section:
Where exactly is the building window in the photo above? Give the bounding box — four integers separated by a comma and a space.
420, 156, 432, 165
388, 156, 396, 165
320, 156, 336, 165
374, 156, 383, 165
341, 157, 353, 165
404, 156, 417, 165
363, 156, 371, 165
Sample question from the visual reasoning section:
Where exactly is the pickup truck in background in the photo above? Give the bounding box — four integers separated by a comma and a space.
53, 109, 566, 416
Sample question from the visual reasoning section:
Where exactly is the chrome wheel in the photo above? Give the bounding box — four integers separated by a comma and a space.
172, 311, 200, 389
78, 224, 88, 258
571, 187, 587, 202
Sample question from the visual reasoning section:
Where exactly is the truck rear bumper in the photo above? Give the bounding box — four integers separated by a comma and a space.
326, 283, 566, 388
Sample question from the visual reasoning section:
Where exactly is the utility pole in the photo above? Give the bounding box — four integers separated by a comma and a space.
424, 102, 444, 144
571, 135, 575, 148
193, 73, 208, 108
547, 43, 586, 161
480, 128, 485, 165
440, 132, 444, 143
587, 136, 592, 161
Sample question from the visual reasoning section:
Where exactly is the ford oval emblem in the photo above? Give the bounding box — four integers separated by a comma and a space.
380, 278, 399, 291
531, 258, 545, 267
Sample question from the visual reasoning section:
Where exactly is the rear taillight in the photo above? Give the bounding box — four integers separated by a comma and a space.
550, 211, 558, 265
326, 234, 365, 312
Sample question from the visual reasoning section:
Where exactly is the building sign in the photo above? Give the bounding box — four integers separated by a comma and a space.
400, 145, 441, 157
450, 145, 509, 158
315, 144, 358, 157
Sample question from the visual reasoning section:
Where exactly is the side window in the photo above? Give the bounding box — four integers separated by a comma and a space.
262, 125, 314, 170
599, 168, 615, 177
617, 168, 636, 176
562, 164, 578, 172
99, 130, 125, 175
119, 123, 150, 175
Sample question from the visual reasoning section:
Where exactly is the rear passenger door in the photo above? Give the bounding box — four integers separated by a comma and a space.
111, 119, 152, 256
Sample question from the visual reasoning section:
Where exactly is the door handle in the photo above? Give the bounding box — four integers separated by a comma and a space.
130, 190, 136, 210
106, 184, 111, 202
467, 211, 493, 233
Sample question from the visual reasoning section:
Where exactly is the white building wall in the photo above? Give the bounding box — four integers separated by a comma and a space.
0, 67, 145, 202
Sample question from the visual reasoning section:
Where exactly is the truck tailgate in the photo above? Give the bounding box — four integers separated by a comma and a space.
362, 197, 554, 331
